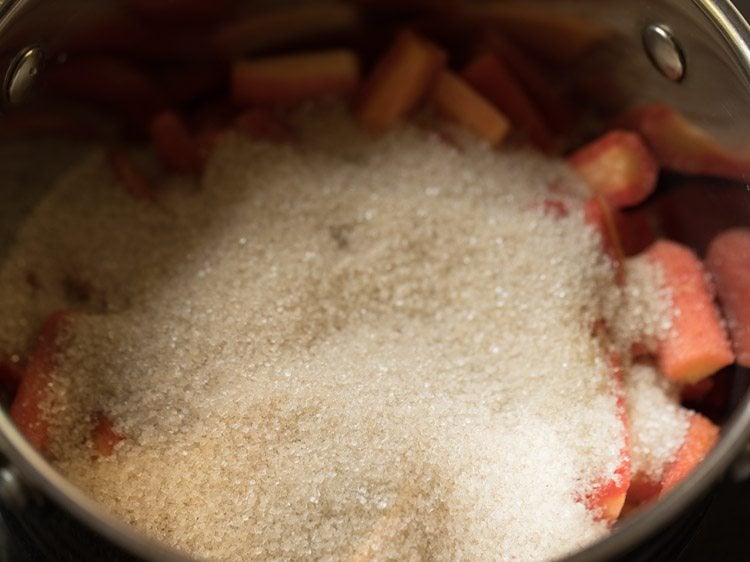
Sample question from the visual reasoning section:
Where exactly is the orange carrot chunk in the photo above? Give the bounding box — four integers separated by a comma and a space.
462, 52, 555, 151
706, 228, 750, 367
569, 130, 658, 209
357, 30, 446, 132
231, 50, 360, 107
149, 110, 203, 176
9, 311, 71, 454
646, 240, 734, 383
92, 413, 125, 457
430, 70, 510, 146
583, 357, 630, 524
660, 413, 719, 496
615, 104, 750, 182
108, 149, 158, 203
584, 196, 625, 282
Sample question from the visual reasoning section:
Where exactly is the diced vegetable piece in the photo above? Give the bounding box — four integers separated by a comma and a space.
149, 110, 203, 176
9, 311, 70, 453
213, 3, 358, 56
583, 357, 630, 524
465, 3, 610, 63
615, 104, 750, 182
706, 229, 750, 367
108, 149, 158, 203
462, 52, 554, 151
231, 50, 360, 107
482, 33, 575, 134
681, 378, 715, 404
646, 240, 734, 383
660, 413, 719, 496
357, 30, 447, 131
430, 70, 510, 145
584, 196, 625, 281
569, 131, 658, 208
234, 108, 291, 142
92, 413, 125, 457
614, 207, 657, 257
44, 56, 167, 120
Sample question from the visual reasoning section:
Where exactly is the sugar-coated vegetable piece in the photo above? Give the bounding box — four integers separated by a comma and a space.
569, 130, 658, 209
430, 70, 510, 145
357, 30, 447, 132
347, 490, 410, 562
91, 413, 125, 457
108, 149, 158, 203
583, 363, 630, 524
615, 104, 750, 182
646, 240, 734, 383
660, 413, 719, 496
149, 110, 203, 176
9, 311, 71, 454
231, 50, 360, 107
462, 52, 554, 151
706, 229, 750, 367
584, 196, 625, 282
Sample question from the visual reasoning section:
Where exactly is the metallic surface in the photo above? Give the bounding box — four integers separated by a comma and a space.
642, 23, 686, 81
0, 1, 745, 561
3, 45, 43, 105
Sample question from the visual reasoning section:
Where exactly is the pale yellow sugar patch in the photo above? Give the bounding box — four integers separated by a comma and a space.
0, 106, 670, 561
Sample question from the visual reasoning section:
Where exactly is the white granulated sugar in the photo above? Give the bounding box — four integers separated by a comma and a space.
625, 363, 690, 480
0, 105, 669, 561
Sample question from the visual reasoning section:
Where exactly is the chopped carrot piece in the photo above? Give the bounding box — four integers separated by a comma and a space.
108, 149, 158, 203
615, 104, 750, 182
430, 69, 510, 145
465, 3, 610, 63
213, 3, 358, 57
583, 355, 630, 524
646, 240, 734, 383
614, 207, 658, 257
584, 196, 625, 282
44, 56, 167, 121
357, 30, 447, 132
231, 50, 360, 107
149, 110, 203, 176
681, 378, 715, 404
9, 311, 71, 454
660, 413, 719, 496
462, 52, 554, 151
569, 130, 659, 209
91, 413, 125, 457
706, 229, 750, 367
481, 33, 576, 134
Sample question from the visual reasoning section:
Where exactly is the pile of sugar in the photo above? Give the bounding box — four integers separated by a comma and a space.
625, 363, 690, 481
0, 105, 670, 561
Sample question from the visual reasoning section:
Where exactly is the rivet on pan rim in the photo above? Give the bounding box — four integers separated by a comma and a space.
642, 24, 685, 82
4, 45, 45, 106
